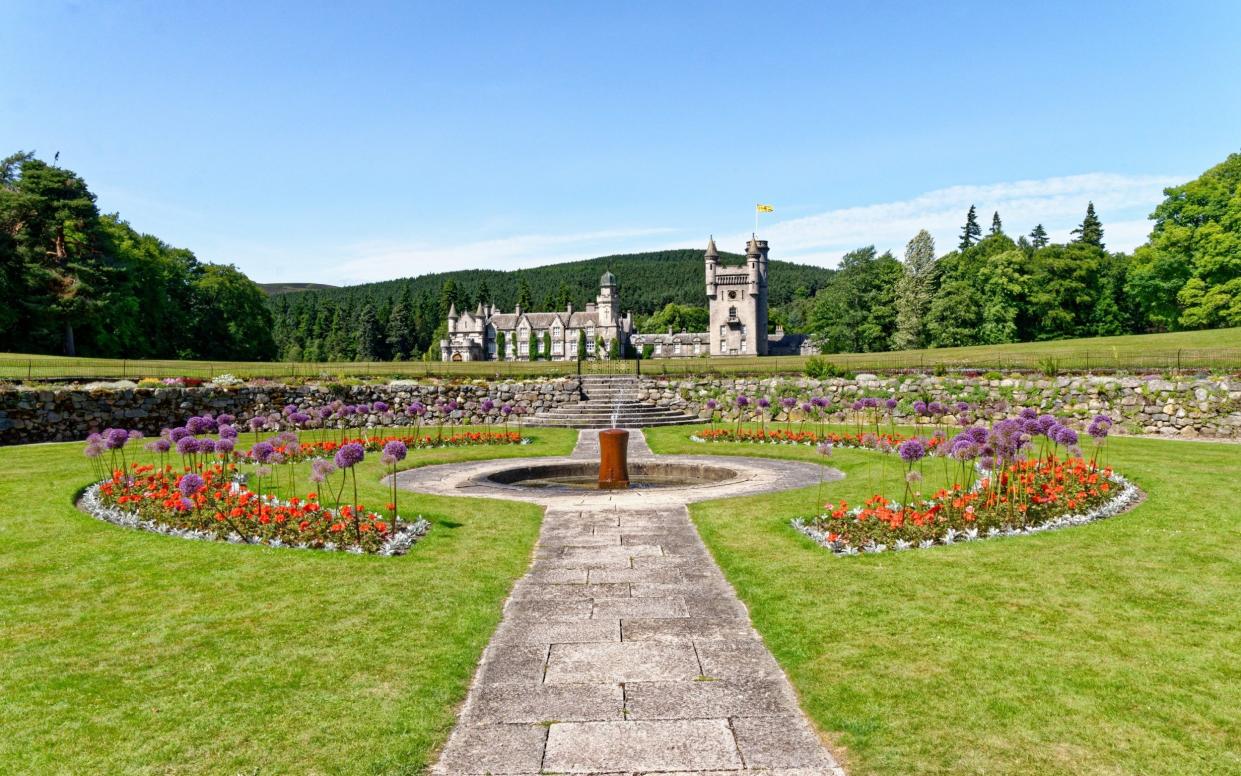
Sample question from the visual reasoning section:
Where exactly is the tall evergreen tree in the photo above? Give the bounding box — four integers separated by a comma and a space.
516, 275, 532, 309
577, 329, 587, 360
528, 330, 539, 361
355, 303, 383, 360
542, 330, 552, 360
476, 278, 492, 306
990, 211, 1003, 235
1071, 202, 1105, 249
891, 230, 937, 350
496, 330, 506, 359
1029, 223, 1049, 248
959, 205, 982, 250
385, 290, 413, 360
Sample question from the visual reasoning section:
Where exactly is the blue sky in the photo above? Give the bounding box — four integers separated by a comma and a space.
3, 1, 1239, 284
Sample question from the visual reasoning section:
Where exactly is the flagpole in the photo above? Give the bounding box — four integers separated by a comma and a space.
754, 203, 758, 237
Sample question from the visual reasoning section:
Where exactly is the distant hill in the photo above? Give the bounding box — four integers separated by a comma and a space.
261, 282, 338, 295
271, 249, 835, 315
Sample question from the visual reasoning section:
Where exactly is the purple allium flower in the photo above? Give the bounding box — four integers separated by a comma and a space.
197, 438, 217, 454
185, 416, 209, 435
851, 400, 864, 411
408, 401, 427, 417
481, 399, 495, 413
966, 426, 989, 443
288, 411, 311, 425
218, 424, 238, 440
84, 442, 103, 459
705, 399, 719, 411
501, 403, 513, 416
913, 400, 928, 415
105, 428, 130, 450
127, 429, 144, 441
1019, 407, 1038, 420
442, 401, 458, 414
1087, 420, 1111, 440
283, 404, 298, 416
248, 417, 266, 431
928, 401, 946, 416
754, 396, 769, 409
383, 439, 407, 462
885, 398, 898, 410
956, 401, 970, 412
215, 438, 235, 455
735, 395, 750, 408
1055, 426, 1079, 446
373, 401, 389, 413
250, 441, 275, 463
146, 438, 171, 454
176, 436, 199, 456
217, 413, 235, 425
168, 426, 189, 442
178, 473, 204, 497
309, 458, 337, 483
781, 397, 797, 409
801, 402, 813, 413
897, 438, 927, 463
334, 442, 365, 469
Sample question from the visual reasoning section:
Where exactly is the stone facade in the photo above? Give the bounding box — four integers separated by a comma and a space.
4, 373, 1239, 445
441, 272, 634, 362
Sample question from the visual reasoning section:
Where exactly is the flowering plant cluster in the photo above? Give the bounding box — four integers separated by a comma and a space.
692, 427, 929, 453
82, 416, 431, 555
238, 397, 529, 441
777, 409, 1134, 555
83, 463, 427, 555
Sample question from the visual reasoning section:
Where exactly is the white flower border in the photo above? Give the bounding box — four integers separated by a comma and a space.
78, 482, 430, 556
791, 470, 1141, 556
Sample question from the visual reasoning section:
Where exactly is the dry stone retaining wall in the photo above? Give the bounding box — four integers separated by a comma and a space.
3, 372, 1240, 444
0, 378, 582, 445
637, 373, 1241, 439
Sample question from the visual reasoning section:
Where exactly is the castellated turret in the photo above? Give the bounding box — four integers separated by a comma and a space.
705, 235, 769, 356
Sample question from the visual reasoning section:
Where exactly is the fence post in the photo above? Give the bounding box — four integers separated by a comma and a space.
27, 359, 32, 380
1177, 349, 1182, 372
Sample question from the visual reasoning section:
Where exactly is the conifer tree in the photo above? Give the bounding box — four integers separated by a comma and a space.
528, 331, 539, 361
356, 304, 383, 361
1029, 224, 1049, 248
476, 278, 492, 305
959, 205, 982, 250
608, 337, 620, 360
496, 330, 506, 360
1071, 202, 1105, 249
891, 229, 937, 350
542, 330, 552, 360
577, 329, 587, 360
516, 276, 532, 309
990, 211, 1003, 235
385, 295, 413, 360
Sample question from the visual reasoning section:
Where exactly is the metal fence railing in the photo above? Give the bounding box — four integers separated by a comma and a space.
1, 347, 1239, 383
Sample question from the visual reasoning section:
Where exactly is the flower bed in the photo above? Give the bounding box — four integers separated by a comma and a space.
692, 427, 927, 451
81, 463, 428, 555
239, 431, 528, 464
793, 458, 1139, 555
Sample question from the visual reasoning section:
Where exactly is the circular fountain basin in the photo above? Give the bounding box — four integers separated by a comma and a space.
485, 461, 740, 492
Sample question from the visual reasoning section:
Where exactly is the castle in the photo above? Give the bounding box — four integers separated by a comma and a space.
440, 236, 815, 361
440, 271, 634, 362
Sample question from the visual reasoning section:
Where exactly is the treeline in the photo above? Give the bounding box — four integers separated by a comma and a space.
801, 152, 1241, 353
0, 152, 276, 360
268, 250, 836, 361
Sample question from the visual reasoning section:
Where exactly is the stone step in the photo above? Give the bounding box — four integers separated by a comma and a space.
527, 416, 700, 429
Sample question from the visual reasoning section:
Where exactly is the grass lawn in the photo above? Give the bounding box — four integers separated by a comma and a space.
0, 426, 576, 775
2, 326, 1239, 380
647, 424, 1241, 776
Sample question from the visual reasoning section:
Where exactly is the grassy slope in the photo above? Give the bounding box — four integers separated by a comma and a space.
646, 425, 1241, 776
2, 327, 1240, 380
0, 426, 576, 775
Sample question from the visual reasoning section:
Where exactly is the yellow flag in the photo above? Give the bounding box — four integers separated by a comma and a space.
756, 204, 774, 213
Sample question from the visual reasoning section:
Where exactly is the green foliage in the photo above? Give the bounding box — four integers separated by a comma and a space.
1127, 152, 1241, 331
891, 229, 937, 350
1029, 223, 1049, 249
641, 343, 655, 360
496, 330, 506, 359
810, 246, 902, 353
959, 204, 982, 250
804, 356, 848, 379
1071, 201, 1105, 249
541, 330, 551, 361
0, 152, 274, 360
577, 329, 586, 360
608, 336, 620, 360
528, 330, 539, 361
639, 302, 709, 334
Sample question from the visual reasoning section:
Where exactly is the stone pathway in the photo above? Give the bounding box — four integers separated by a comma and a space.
405, 430, 845, 775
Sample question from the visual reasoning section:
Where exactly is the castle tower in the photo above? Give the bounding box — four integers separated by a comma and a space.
597, 270, 619, 328
707, 235, 770, 356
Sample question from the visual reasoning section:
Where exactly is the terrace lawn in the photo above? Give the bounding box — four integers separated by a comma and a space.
0, 426, 576, 775
646, 425, 1241, 776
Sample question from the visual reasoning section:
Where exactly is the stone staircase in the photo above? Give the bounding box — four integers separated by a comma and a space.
528, 375, 700, 429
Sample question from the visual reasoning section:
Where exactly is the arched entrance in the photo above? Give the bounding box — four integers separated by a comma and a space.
451, 353, 463, 362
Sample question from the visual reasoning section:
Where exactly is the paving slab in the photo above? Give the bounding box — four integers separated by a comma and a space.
412, 429, 844, 775
543, 719, 742, 772
545, 641, 701, 684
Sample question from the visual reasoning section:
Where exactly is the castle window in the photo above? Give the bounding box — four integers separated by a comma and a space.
728, 306, 737, 320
